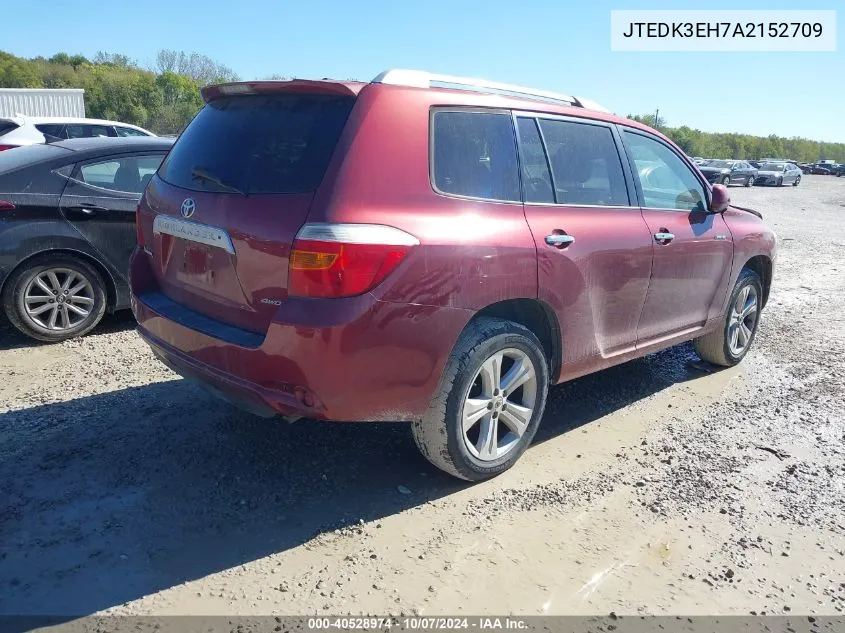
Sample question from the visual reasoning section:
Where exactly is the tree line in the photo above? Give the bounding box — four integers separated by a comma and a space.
2, 49, 844, 160
0, 49, 243, 135
628, 114, 845, 164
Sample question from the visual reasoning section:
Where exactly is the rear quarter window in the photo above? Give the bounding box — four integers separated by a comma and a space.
431, 110, 520, 202
157, 93, 355, 195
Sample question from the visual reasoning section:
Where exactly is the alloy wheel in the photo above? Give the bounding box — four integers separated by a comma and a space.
462, 348, 538, 462
728, 285, 759, 356
23, 268, 95, 331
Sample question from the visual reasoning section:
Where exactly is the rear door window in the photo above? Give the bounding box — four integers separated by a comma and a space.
79, 155, 167, 194
538, 119, 629, 207
158, 93, 355, 195
66, 124, 114, 139
431, 110, 520, 202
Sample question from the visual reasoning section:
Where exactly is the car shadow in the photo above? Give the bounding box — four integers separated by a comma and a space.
0, 341, 713, 622
0, 310, 136, 351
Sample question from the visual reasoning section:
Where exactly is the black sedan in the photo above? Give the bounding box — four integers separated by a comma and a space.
810, 164, 835, 175
0, 137, 173, 341
698, 160, 757, 187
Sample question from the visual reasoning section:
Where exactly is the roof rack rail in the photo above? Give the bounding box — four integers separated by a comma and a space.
371, 69, 610, 113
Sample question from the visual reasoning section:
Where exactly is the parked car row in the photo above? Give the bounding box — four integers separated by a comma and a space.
0, 115, 155, 152
695, 159, 803, 187
798, 162, 844, 176
694, 156, 845, 183
1, 70, 778, 480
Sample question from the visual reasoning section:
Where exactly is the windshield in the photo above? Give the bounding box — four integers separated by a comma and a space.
759, 163, 785, 171
706, 160, 733, 168
158, 93, 355, 195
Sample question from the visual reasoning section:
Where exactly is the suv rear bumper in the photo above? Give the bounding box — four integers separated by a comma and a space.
132, 288, 471, 422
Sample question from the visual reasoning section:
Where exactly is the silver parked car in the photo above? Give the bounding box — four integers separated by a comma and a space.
755, 162, 801, 186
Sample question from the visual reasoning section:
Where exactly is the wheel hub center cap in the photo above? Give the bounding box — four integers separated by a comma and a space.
493, 395, 504, 410
57, 295, 65, 304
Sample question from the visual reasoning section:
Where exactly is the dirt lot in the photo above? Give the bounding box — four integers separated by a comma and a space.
1, 175, 844, 619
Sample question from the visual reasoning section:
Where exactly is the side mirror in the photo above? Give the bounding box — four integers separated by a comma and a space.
710, 184, 730, 213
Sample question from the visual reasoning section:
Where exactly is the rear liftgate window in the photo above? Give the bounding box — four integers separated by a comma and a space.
158, 93, 355, 195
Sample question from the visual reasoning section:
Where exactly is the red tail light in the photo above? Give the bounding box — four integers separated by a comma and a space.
289, 223, 418, 298
0, 145, 19, 152
0, 200, 15, 211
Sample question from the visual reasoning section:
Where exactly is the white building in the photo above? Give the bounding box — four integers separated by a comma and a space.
0, 88, 85, 118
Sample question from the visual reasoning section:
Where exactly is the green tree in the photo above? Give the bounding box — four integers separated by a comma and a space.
149, 72, 204, 134
0, 52, 42, 88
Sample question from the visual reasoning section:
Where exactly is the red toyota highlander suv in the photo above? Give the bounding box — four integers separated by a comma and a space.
130, 69, 776, 481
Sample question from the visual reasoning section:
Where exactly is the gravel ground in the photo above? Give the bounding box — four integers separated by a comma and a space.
1, 175, 844, 619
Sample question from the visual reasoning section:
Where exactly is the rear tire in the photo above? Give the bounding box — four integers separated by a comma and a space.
793, 176, 800, 186
693, 268, 763, 367
722, 176, 730, 186
745, 175, 754, 187
2, 254, 107, 343
411, 317, 549, 481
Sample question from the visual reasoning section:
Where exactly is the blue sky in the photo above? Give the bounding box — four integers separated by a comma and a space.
4, 0, 843, 141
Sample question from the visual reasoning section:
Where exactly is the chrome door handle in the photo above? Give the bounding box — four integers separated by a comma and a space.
544, 234, 575, 247
654, 232, 675, 243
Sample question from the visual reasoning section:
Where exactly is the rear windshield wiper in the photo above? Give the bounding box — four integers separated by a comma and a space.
190, 166, 247, 196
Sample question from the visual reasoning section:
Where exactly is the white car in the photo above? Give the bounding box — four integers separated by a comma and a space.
0, 116, 154, 151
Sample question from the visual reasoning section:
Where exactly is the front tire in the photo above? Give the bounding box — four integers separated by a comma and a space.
412, 317, 549, 481
693, 268, 763, 367
2, 254, 107, 342
776, 177, 783, 187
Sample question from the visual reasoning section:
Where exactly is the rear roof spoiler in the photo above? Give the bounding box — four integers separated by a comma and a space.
201, 80, 364, 103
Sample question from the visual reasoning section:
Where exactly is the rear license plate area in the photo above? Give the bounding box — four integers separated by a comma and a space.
182, 242, 212, 277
